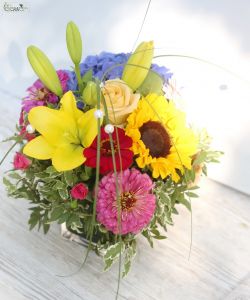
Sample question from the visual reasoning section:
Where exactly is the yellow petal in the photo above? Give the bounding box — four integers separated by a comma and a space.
60, 91, 83, 121
23, 136, 55, 159
78, 108, 101, 147
52, 143, 86, 171
122, 41, 154, 91
28, 106, 77, 145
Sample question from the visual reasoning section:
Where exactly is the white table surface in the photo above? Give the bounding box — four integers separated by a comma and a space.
0, 95, 250, 300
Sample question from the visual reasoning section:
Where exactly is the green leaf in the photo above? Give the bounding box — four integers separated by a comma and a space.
43, 223, 50, 234
42, 211, 50, 234
122, 240, 137, 277
153, 235, 167, 240
35, 172, 49, 179
172, 207, 179, 214
70, 200, 78, 209
50, 206, 65, 222
58, 188, 69, 200
103, 242, 125, 273
185, 169, 196, 182
188, 186, 200, 190
159, 191, 171, 205
66, 214, 81, 228
104, 258, 114, 271
3, 177, 15, 193
137, 70, 164, 96
98, 225, 108, 233
104, 242, 124, 260
178, 197, 191, 211
151, 229, 160, 236
28, 214, 40, 230
185, 192, 199, 198
193, 151, 207, 166
81, 69, 93, 84
3, 177, 12, 187
54, 180, 66, 190
2, 135, 23, 143
45, 166, 61, 178
46, 166, 57, 174
142, 230, 153, 248
8, 172, 22, 180
80, 166, 93, 181
202, 165, 207, 176
64, 171, 74, 187
58, 212, 70, 224
122, 259, 131, 278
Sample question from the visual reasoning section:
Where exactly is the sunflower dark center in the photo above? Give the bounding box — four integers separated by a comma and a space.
139, 121, 171, 158
120, 192, 136, 211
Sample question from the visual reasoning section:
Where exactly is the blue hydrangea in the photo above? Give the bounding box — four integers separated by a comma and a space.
66, 52, 173, 91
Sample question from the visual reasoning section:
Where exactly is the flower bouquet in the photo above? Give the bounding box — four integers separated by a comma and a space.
2, 21, 221, 277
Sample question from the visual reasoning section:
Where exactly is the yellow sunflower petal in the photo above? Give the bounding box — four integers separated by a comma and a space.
52, 144, 86, 171
23, 136, 55, 159
60, 91, 83, 121
78, 108, 101, 147
126, 93, 198, 182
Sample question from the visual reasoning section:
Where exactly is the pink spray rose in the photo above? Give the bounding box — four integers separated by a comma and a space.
70, 183, 88, 200
13, 152, 31, 170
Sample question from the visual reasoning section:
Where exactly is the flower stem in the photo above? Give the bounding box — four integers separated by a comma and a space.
0, 141, 19, 166
75, 63, 83, 94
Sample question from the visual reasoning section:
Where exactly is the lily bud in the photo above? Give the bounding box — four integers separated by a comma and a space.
66, 21, 82, 65
122, 41, 154, 91
82, 81, 98, 106
27, 46, 63, 96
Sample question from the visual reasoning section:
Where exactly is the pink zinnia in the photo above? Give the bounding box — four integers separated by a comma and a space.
97, 168, 156, 235
13, 152, 31, 170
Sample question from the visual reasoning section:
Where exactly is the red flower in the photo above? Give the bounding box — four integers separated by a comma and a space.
19, 127, 36, 141
19, 110, 25, 126
70, 183, 88, 200
19, 110, 35, 141
13, 152, 31, 170
83, 127, 133, 175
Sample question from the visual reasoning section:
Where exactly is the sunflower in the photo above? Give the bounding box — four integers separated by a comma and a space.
125, 93, 198, 182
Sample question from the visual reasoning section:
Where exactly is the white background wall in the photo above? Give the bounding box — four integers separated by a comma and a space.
0, 0, 249, 194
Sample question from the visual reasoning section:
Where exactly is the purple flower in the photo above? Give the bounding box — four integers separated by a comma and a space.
151, 64, 173, 83
66, 52, 173, 91
22, 70, 70, 113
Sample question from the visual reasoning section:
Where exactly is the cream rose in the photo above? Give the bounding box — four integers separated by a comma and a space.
101, 79, 140, 127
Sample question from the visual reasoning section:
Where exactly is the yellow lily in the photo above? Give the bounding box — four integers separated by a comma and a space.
122, 41, 154, 91
27, 46, 63, 97
82, 81, 98, 106
66, 21, 82, 65
23, 91, 100, 171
